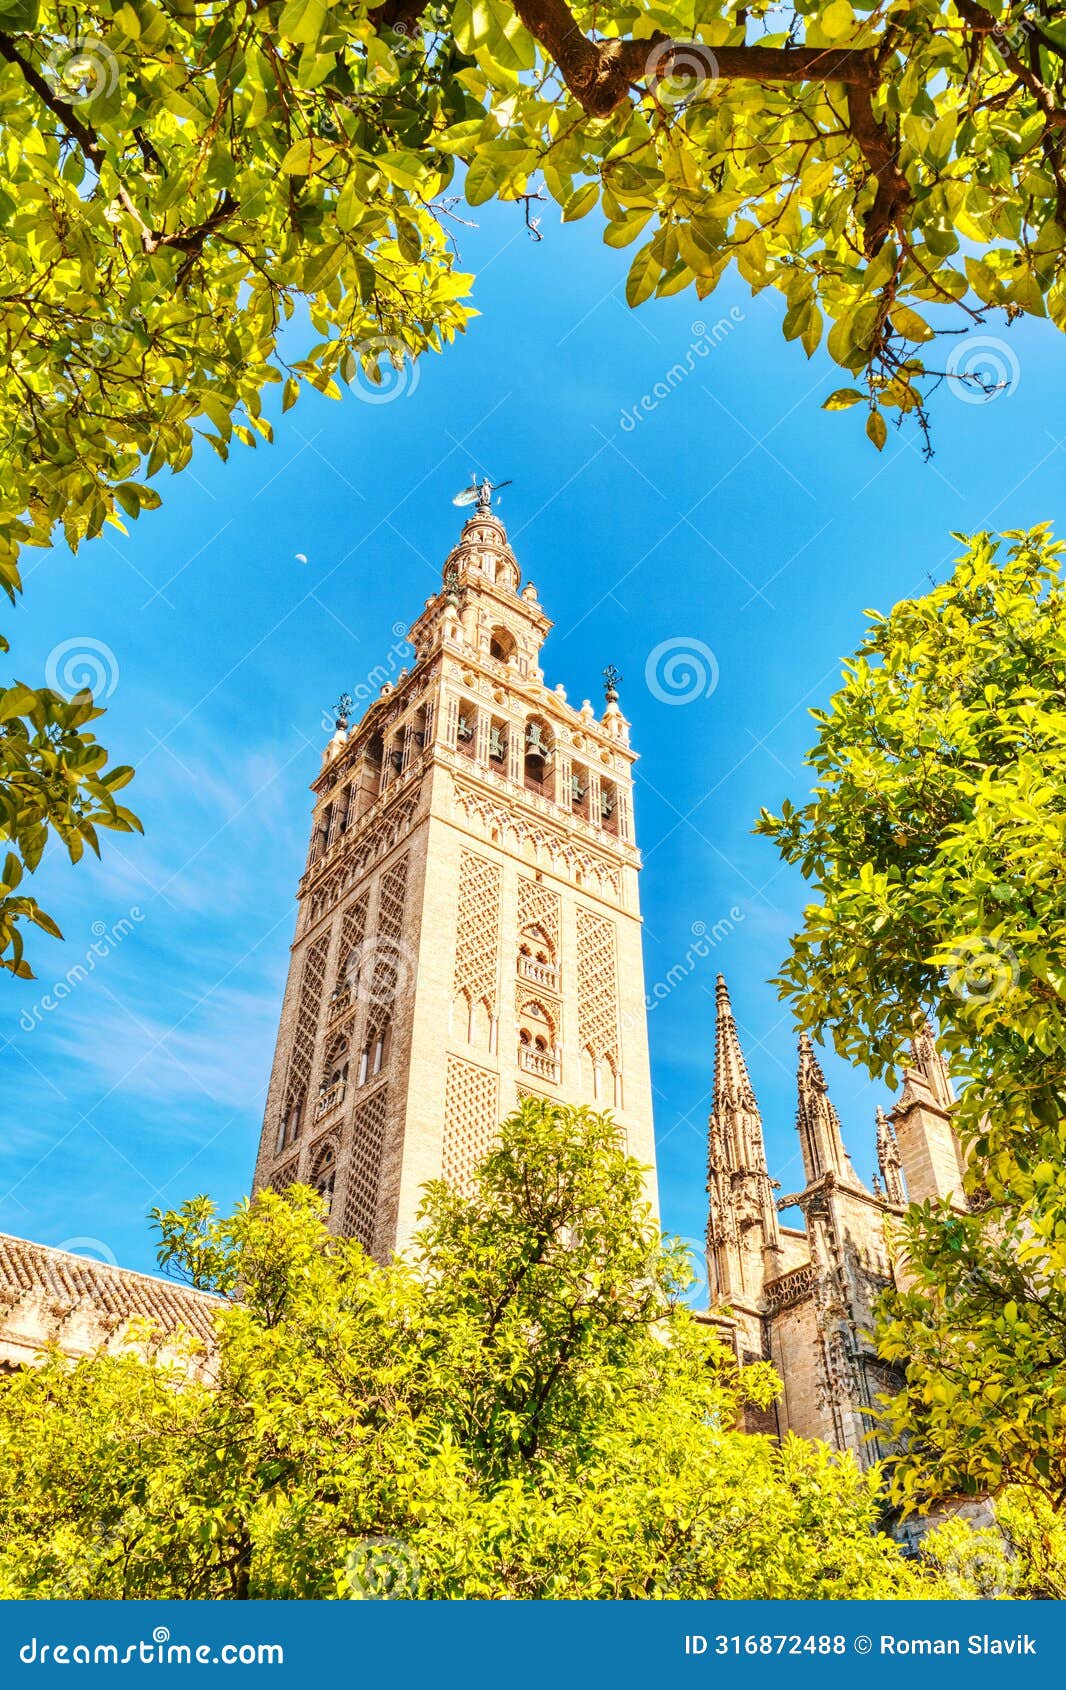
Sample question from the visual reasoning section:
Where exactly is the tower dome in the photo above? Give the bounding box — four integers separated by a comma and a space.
444, 506, 521, 594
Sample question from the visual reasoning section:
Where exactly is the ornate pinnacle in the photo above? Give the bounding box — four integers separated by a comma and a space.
332, 692, 353, 731
795, 1031, 855, 1185
603, 663, 623, 704
443, 566, 460, 607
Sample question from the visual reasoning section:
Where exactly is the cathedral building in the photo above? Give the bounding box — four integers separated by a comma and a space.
0, 487, 971, 1484
704, 973, 965, 1466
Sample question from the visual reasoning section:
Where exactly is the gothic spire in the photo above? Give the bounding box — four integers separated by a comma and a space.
705, 976, 781, 1301
795, 1032, 860, 1187
909, 1018, 955, 1110
875, 1106, 906, 1206
712, 973, 760, 1127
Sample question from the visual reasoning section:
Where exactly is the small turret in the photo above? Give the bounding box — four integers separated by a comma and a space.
910, 1018, 955, 1110
795, 1033, 862, 1187
890, 1019, 965, 1207
706, 975, 782, 1302
875, 1106, 906, 1206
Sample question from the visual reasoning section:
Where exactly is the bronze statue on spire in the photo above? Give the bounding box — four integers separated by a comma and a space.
452, 473, 512, 514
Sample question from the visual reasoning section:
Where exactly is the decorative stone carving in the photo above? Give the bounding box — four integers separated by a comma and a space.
442, 1057, 500, 1194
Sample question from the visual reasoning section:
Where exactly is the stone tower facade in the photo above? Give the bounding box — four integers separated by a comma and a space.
705, 976, 962, 1466
252, 486, 657, 1259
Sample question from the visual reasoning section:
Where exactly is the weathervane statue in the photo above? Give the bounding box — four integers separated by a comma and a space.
452, 472, 512, 514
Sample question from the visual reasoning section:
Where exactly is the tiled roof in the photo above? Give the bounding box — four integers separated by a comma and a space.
0, 1231, 222, 1354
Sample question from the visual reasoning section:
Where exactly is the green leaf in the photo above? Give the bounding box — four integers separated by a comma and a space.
452, 0, 536, 75
278, 0, 328, 47
890, 305, 935, 343
823, 388, 865, 411
625, 242, 660, 308
562, 184, 598, 223
821, 0, 856, 39
279, 137, 337, 176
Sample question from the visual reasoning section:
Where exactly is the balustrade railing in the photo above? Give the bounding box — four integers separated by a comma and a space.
518, 956, 559, 990
315, 1081, 346, 1121
518, 1047, 559, 1083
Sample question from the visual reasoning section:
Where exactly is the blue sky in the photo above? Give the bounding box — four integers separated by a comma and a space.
2, 197, 1065, 1279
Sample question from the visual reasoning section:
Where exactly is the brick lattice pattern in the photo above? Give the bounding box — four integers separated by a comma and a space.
342, 1086, 390, 1251
336, 892, 369, 985
517, 874, 560, 954
443, 1056, 500, 1194
576, 908, 619, 1064
284, 933, 329, 1115
453, 849, 502, 1011
369, 856, 408, 1014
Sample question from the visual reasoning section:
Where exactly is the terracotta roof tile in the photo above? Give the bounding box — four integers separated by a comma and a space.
0, 1232, 222, 1350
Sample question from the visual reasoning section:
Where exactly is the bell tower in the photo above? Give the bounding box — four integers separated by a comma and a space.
253, 484, 658, 1257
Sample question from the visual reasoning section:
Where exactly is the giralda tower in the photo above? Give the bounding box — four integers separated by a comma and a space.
253, 485, 658, 1256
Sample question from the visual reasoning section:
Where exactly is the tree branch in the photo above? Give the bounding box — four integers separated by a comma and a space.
0, 31, 104, 165
0, 32, 237, 267
954, 0, 1066, 130
847, 67, 913, 255
504, 3, 911, 247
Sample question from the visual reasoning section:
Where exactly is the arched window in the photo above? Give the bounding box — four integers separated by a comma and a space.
488, 717, 508, 766
411, 702, 428, 756
359, 1020, 389, 1084
517, 1001, 558, 1081
524, 717, 554, 798
456, 704, 477, 761
385, 730, 405, 782
580, 1046, 597, 1099
311, 801, 333, 863
351, 730, 384, 822
277, 1092, 304, 1155
603, 1052, 620, 1109
310, 1139, 337, 1212
570, 763, 590, 821
489, 626, 517, 663
316, 1037, 348, 1119
335, 786, 351, 838
494, 558, 520, 592
600, 777, 620, 837
517, 924, 558, 988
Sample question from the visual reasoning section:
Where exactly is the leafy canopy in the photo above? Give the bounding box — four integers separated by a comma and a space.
758, 525, 1066, 1516
2, 1, 1063, 969
0, 0, 1063, 604
0, 1101, 945, 1599
0, 675, 140, 977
